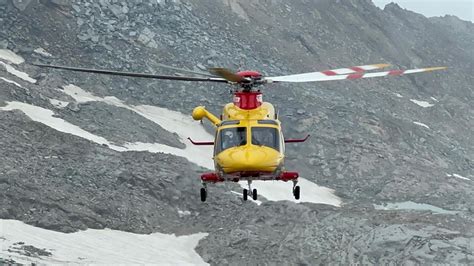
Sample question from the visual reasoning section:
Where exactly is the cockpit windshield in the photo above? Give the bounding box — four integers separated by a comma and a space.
215, 127, 247, 154
252, 127, 280, 151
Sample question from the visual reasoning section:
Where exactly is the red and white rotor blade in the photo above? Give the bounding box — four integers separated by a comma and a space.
266, 66, 446, 83
319, 63, 390, 76
265, 63, 390, 83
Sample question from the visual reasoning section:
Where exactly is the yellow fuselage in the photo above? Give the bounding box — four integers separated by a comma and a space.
193, 102, 285, 176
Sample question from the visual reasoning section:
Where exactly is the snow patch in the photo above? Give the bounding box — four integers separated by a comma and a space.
0, 61, 36, 83
62, 84, 214, 169
394, 93, 403, 98
49, 99, 69, 109
124, 142, 213, 169
0, 49, 25, 64
453, 174, 470, 180
374, 201, 459, 215
1, 219, 208, 265
63, 84, 101, 103
413, 121, 430, 129
410, 99, 434, 107
1, 77, 23, 88
63, 85, 212, 142
0, 102, 113, 146
177, 209, 192, 217
33, 47, 52, 57
448, 173, 471, 181
0, 100, 212, 169
430, 97, 439, 102
239, 178, 342, 207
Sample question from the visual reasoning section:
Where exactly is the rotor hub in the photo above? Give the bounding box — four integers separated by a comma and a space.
236, 70, 262, 79
235, 70, 263, 90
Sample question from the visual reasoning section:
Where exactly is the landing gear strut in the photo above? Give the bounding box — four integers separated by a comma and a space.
292, 180, 300, 200
243, 180, 257, 201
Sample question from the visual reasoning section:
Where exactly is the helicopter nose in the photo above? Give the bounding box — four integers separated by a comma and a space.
216, 145, 282, 173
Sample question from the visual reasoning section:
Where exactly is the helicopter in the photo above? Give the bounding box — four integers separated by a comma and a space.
33, 62, 446, 202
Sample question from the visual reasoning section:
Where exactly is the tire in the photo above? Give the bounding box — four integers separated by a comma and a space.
200, 188, 207, 202
252, 189, 258, 201
243, 189, 248, 201
293, 186, 300, 200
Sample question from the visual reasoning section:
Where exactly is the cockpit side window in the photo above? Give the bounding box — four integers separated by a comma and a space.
251, 127, 280, 151
215, 127, 247, 154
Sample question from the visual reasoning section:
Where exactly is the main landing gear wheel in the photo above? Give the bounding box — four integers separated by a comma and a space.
200, 187, 207, 202
243, 189, 248, 201
293, 186, 300, 200
252, 189, 258, 201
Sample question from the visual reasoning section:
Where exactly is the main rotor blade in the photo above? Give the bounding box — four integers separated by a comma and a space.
265, 63, 390, 82
154, 62, 217, 77
319, 63, 391, 76
208, 68, 245, 83
266, 66, 447, 83
33, 63, 228, 83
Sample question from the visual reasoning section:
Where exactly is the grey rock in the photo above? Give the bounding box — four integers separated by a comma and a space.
109, 4, 122, 18
296, 109, 305, 115
137, 27, 158, 48
50, 0, 70, 6
71, 4, 80, 12
12, 0, 32, 11
0, 40, 8, 49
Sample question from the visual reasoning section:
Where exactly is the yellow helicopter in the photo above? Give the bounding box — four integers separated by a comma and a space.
34, 62, 446, 202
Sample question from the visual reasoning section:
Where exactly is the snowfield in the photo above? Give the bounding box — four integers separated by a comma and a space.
374, 201, 459, 215
410, 99, 434, 107
0, 77, 23, 88
0, 101, 123, 149
33, 47, 53, 57
238, 178, 341, 206
447, 173, 471, 181
0, 61, 36, 83
48, 98, 69, 109
413, 121, 430, 129
0, 49, 25, 64
0, 219, 208, 265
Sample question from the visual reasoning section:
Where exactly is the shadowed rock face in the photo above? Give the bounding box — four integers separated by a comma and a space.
0, 0, 473, 264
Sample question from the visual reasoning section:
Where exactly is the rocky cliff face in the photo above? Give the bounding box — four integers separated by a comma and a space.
1, 0, 473, 264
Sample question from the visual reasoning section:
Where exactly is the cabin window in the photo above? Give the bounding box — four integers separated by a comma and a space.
251, 127, 280, 151
215, 127, 247, 154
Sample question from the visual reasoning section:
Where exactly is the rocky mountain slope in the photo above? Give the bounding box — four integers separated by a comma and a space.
1, 0, 473, 264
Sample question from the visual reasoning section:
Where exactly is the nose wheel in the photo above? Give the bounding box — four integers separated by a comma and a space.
293, 180, 300, 200
243, 181, 257, 201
